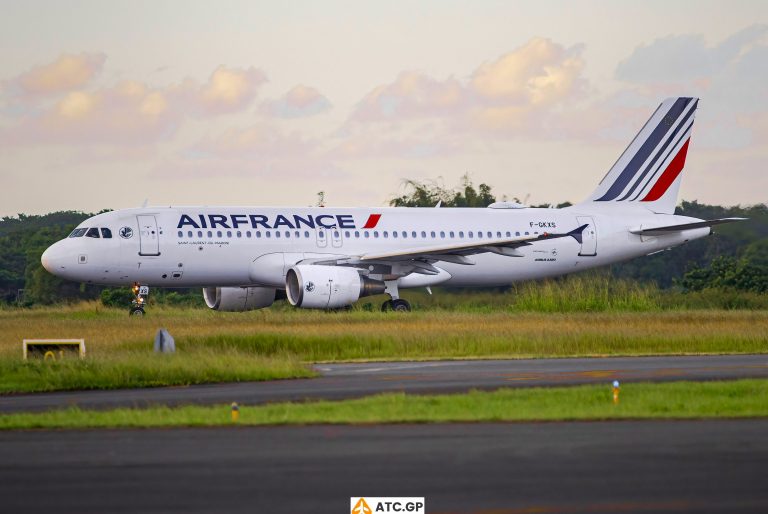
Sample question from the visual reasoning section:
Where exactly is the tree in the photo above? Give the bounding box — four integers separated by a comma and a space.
389, 174, 497, 207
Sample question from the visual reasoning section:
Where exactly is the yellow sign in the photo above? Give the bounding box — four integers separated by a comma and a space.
352, 498, 372, 514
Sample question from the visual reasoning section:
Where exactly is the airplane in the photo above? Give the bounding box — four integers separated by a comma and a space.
41, 96, 745, 314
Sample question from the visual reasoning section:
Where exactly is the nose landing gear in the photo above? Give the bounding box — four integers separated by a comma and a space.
129, 282, 148, 316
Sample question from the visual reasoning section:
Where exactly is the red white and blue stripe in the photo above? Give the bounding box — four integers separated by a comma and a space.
594, 97, 698, 203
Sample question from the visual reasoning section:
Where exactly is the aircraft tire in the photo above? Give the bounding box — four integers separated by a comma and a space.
391, 299, 411, 312
129, 307, 146, 316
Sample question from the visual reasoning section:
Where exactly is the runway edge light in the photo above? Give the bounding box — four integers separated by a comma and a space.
613, 380, 620, 404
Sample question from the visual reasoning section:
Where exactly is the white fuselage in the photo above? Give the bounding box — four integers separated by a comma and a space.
41, 204, 709, 289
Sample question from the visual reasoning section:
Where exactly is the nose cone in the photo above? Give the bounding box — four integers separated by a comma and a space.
41, 241, 66, 276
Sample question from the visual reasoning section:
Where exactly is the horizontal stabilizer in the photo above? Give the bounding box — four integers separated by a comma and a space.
630, 217, 747, 235
568, 224, 589, 245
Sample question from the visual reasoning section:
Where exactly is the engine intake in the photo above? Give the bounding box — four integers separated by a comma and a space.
203, 286, 277, 311
285, 265, 385, 309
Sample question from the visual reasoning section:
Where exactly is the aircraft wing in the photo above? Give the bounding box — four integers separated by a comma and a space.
304, 225, 588, 273
629, 217, 747, 235
358, 224, 589, 261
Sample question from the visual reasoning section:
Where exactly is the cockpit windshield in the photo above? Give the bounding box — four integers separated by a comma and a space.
68, 227, 113, 239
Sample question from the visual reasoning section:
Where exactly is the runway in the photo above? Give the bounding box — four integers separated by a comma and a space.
1, 354, 767, 413
1, 420, 767, 513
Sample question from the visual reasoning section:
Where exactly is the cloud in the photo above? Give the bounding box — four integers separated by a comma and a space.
260, 84, 332, 118
159, 123, 348, 180
616, 25, 768, 86
0, 60, 268, 146
614, 24, 768, 150
348, 38, 588, 136
183, 65, 267, 116
351, 71, 465, 122
13, 53, 106, 96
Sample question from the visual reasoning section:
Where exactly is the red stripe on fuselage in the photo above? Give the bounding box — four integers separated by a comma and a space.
362, 214, 382, 229
641, 138, 690, 202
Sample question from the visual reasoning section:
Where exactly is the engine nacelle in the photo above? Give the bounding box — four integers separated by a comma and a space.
285, 265, 385, 309
203, 286, 277, 311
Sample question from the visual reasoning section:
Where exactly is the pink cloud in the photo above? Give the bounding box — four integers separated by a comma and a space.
0, 60, 268, 146
347, 38, 589, 137
260, 84, 332, 118
13, 53, 106, 97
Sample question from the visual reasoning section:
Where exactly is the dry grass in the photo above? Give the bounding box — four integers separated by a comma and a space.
1, 303, 766, 361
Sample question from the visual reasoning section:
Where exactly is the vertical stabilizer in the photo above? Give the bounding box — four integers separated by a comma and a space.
585, 97, 699, 214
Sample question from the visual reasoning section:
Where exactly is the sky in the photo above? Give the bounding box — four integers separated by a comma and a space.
0, 0, 766, 215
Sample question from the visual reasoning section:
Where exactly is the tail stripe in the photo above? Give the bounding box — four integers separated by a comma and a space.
641, 138, 691, 202
617, 100, 698, 201
629, 123, 693, 201
596, 97, 692, 201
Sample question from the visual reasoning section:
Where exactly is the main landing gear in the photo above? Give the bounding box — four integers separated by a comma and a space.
380, 280, 411, 312
129, 282, 148, 316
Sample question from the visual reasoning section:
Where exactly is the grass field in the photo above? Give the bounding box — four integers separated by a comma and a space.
1, 304, 767, 393
3, 379, 767, 429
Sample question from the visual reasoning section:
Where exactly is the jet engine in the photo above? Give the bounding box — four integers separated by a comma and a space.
203, 286, 278, 311
285, 265, 385, 309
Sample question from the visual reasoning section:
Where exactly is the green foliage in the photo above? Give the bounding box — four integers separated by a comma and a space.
0, 349, 313, 394
4, 379, 768, 429
389, 174, 496, 207
512, 274, 660, 312
100, 288, 136, 308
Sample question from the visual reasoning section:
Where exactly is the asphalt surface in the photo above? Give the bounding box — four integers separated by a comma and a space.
1, 420, 767, 513
1, 354, 767, 413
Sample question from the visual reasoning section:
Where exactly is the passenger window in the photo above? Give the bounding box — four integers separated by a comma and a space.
430, 231, 435, 238
516, 231, 520, 236
469, 231, 474, 238
506, 231, 511, 237
256, 231, 261, 238
217, 231, 222, 238
334, 231, 340, 238
440, 231, 445, 238
364, 231, 370, 238
411, 231, 416, 238
237, 231, 242, 238
450, 231, 454, 238
374, 231, 379, 238
266, 231, 271, 238
86, 228, 100, 238
525, 231, 529, 235
101, 228, 113, 238
188, 231, 193, 238
246, 231, 252, 238
177, 231, 183, 237
421, 231, 426, 238
354, 231, 360, 238
459, 231, 464, 238
295, 231, 300, 238
207, 231, 212, 238
402, 231, 407, 238
392, 231, 397, 238
304, 231, 310, 238
275, 231, 281, 238
488, 231, 493, 238
198, 231, 203, 237
285, 231, 290, 238
383, 231, 389, 238
477, 231, 482, 239
496, 231, 501, 238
